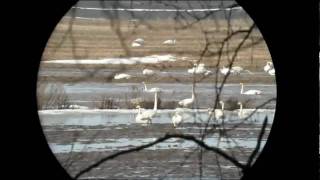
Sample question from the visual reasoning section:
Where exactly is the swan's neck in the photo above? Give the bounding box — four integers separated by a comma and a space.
221, 103, 224, 111
191, 84, 195, 100
138, 107, 141, 114
143, 83, 148, 91
153, 92, 158, 111
240, 84, 244, 94
239, 104, 243, 115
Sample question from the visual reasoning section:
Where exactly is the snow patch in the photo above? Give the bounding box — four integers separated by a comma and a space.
42, 54, 176, 65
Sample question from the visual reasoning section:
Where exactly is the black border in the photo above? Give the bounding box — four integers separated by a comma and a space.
11, 1, 318, 180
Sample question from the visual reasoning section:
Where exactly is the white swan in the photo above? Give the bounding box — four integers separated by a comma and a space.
204, 70, 213, 76
133, 38, 144, 44
240, 83, 262, 95
237, 102, 251, 118
220, 66, 236, 75
264, 62, 273, 72
233, 66, 253, 74
208, 101, 225, 120
178, 84, 195, 108
142, 68, 155, 76
135, 91, 158, 124
187, 63, 211, 75
232, 66, 243, 72
131, 42, 142, 47
267, 68, 275, 76
163, 39, 176, 45
172, 110, 183, 128
220, 66, 251, 75
142, 82, 161, 93
114, 73, 131, 80
131, 38, 144, 47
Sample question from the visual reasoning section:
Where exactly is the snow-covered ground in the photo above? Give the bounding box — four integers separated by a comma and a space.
42, 54, 176, 65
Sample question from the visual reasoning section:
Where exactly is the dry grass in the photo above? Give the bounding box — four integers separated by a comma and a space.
37, 16, 275, 108
42, 17, 271, 70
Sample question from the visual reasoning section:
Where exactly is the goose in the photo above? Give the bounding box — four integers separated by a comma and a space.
114, 73, 131, 80
163, 39, 176, 45
142, 68, 155, 76
240, 83, 262, 95
142, 82, 161, 93
178, 84, 195, 108
135, 91, 158, 124
264, 62, 273, 72
208, 101, 225, 120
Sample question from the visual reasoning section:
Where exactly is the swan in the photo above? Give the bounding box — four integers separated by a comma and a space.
142, 68, 155, 76
220, 66, 236, 75
178, 84, 195, 108
142, 82, 161, 93
240, 83, 262, 95
232, 66, 243, 72
172, 110, 183, 128
264, 62, 273, 72
131, 38, 144, 47
135, 91, 158, 124
187, 63, 211, 75
114, 73, 131, 80
133, 38, 144, 44
267, 68, 275, 76
204, 70, 213, 76
131, 42, 142, 47
237, 102, 251, 118
232, 66, 253, 74
163, 39, 176, 45
208, 101, 225, 120
135, 105, 151, 124
220, 66, 251, 75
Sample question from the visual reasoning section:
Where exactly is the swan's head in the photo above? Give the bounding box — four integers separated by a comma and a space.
136, 105, 141, 109
142, 81, 145, 84
219, 101, 224, 105
239, 83, 243, 85
237, 102, 242, 105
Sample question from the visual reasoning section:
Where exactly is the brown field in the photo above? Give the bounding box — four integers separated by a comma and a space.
42, 17, 271, 70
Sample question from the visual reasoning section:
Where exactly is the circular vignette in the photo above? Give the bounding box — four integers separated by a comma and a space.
38, 0, 278, 179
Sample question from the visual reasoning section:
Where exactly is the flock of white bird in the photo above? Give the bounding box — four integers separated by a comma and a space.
131, 38, 176, 48
111, 37, 275, 128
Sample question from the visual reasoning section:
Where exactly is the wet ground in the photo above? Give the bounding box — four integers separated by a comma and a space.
39, 109, 274, 179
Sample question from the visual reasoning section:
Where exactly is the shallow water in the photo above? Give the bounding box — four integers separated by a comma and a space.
39, 109, 275, 126
40, 108, 273, 179
49, 137, 266, 153
40, 82, 276, 109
